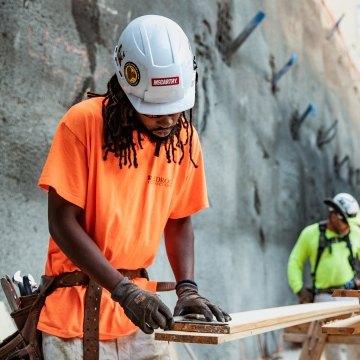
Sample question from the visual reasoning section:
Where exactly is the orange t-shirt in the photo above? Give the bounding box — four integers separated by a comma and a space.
37, 97, 209, 339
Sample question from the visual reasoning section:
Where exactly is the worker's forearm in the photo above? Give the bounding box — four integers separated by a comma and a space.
164, 217, 194, 282
48, 188, 122, 292
49, 217, 123, 291
287, 258, 304, 294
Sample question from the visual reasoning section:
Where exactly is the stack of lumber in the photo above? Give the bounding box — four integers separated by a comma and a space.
155, 301, 360, 344
323, 315, 360, 335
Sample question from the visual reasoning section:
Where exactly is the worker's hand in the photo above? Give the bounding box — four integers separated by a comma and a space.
355, 276, 360, 289
297, 287, 314, 304
345, 276, 360, 289
174, 282, 231, 322
111, 277, 174, 334
344, 280, 356, 289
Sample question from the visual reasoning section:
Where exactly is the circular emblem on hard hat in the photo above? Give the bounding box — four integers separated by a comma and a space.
124, 62, 140, 86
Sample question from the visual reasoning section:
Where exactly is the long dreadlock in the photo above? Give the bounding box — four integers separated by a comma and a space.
88, 74, 198, 169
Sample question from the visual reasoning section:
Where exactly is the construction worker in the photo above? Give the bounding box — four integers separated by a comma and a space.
287, 192, 360, 360
37, 15, 230, 360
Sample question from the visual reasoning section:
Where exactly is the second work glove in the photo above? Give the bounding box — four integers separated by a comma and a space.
297, 287, 314, 304
344, 276, 360, 290
174, 282, 231, 323
111, 277, 174, 334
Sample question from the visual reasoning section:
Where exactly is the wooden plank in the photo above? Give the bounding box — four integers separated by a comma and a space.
283, 333, 307, 343
327, 334, 360, 344
283, 333, 360, 345
284, 323, 310, 334
332, 289, 360, 298
156, 316, 321, 344
155, 301, 360, 344
226, 302, 359, 334
172, 301, 360, 335
284, 313, 351, 335
172, 321, 229, 334
322, 314, 360, 335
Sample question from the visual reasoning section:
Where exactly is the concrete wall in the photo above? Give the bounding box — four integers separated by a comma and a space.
1, 0, 360, 358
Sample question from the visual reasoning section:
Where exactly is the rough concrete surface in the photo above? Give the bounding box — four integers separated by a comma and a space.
1, 0, 360, 358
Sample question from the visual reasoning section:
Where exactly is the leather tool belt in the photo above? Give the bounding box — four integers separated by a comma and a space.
0, 269, 175, 360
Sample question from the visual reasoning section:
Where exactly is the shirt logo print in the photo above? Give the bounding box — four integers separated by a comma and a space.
148, 175, 173, 188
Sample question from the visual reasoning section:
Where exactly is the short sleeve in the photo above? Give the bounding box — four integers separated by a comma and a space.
169, 131, 209, 219
38, 120, 88, 209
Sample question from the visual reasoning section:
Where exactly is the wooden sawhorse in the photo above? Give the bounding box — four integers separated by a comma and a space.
284, 290, 360, 360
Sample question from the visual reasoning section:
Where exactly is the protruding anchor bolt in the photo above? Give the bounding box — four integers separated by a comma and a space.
334, 154, 350, 178
300, 103, 317, 122
224, 11, 266, 61
327, 13, 345, 40
290, 103, 317, 140
356, 169, 360, 185
270, 54, 298, 93
316, 120, 338, 148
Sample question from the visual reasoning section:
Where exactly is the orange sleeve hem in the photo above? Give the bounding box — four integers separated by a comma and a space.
170, 203, 209, 219
38, 178, 85, 209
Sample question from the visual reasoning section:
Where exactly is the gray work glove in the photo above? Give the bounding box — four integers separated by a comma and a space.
174, 282, 231, 322
297, 287, 314, 304
111, 277, 174, 334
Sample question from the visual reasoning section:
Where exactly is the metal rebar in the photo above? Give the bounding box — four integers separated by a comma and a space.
299, 103, 317, 124
334, 154, 350, 177
316, 120, 338, 148
290, 103, 317, 140
224, 11, 266, 60
327, 14, 345, 40
271, 54, 298, 89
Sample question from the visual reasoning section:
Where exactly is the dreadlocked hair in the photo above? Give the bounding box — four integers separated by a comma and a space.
87, 74, 198, 169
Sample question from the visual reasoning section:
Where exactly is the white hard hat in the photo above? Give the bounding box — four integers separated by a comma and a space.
349, 211, 360, 227
324, 193, 359, 221
114, 15, 196, 115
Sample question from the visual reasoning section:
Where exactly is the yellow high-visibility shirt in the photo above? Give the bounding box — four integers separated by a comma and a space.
288, 222, 360, 293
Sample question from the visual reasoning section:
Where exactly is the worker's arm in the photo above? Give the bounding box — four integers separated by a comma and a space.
164, 216, 194, 281
287, 229, 311, 294
48, 187, 122, 291
48, 187, 173, 333
164, 217, 231, 322
348, 225, 360, 289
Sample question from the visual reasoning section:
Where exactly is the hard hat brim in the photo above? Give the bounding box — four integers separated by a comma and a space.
126, 86, 195, 116
324, 199, 349, 222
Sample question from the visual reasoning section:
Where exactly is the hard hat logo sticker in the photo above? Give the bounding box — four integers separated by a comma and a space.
151, 76, 180, 86
124, 62, 140, 86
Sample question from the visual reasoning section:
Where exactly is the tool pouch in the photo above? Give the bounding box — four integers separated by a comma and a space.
0, 331, 28, 360
0, 276, 56, 360
0, 270, 175, 360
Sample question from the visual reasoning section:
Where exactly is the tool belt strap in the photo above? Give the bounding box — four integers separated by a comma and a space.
50, 268, 148, 287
